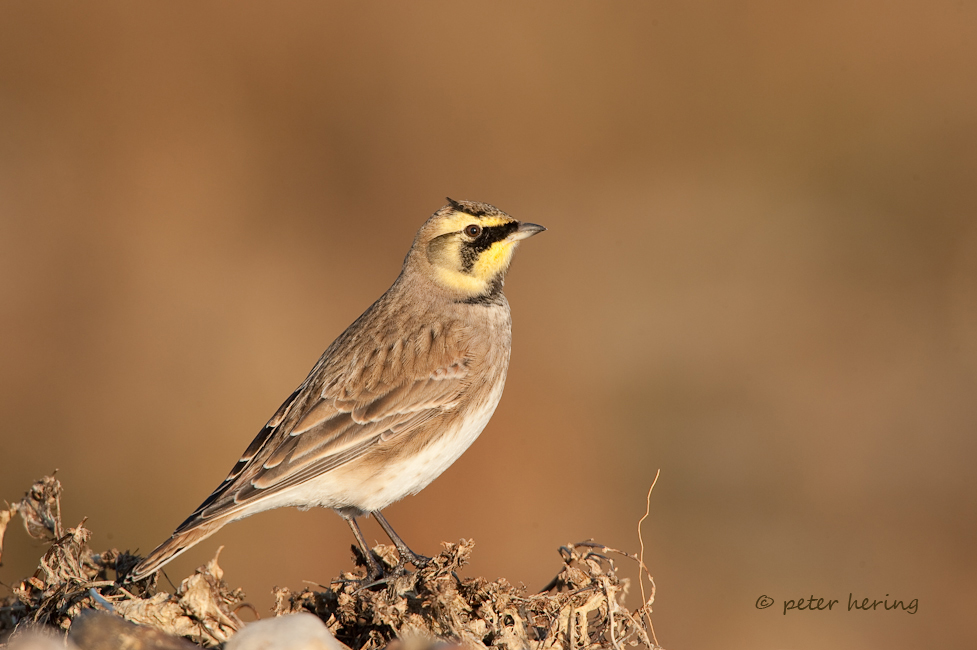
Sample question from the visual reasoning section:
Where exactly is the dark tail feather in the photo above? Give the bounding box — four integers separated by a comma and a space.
129, 515, 233, 581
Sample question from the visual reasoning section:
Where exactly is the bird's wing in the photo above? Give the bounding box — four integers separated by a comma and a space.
172, 322, 475, 533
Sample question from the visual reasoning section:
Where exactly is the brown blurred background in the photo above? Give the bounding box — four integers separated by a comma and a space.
2, 1, 976, 648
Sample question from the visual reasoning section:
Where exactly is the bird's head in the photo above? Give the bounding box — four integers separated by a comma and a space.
407, 198, 545, 301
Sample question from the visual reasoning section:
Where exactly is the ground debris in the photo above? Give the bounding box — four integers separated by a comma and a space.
1, 477, 244, 647
0, 475, 63, 564
274, 539, 658, 649
2, 477, 661, 649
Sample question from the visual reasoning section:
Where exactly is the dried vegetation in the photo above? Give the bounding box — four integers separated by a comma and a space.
1, 477, 661, 649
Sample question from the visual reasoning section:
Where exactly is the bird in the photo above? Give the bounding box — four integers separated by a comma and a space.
130, 198, 545, 582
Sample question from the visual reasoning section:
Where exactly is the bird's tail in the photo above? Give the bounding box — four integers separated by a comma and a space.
129, 514, 234, 582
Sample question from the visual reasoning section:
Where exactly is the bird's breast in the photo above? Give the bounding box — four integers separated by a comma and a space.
333, 362, 508, 513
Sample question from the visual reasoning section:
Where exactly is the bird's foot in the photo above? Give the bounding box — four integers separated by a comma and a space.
372, 512, 431, 572
353, 573, 398, 592
347, 544, 388, 586
353, 552, 427, 592
394, 547, 432, 572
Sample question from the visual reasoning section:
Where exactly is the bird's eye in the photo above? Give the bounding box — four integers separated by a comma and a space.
465, 224, 482, 238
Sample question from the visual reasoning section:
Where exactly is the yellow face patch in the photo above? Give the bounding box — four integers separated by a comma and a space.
471, 240, 517, 280
433, 265, 492, 293
426, 211, 520, 296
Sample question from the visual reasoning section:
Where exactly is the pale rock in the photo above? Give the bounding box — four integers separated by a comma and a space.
226, 613, 347, 650
6, 630, 79, 650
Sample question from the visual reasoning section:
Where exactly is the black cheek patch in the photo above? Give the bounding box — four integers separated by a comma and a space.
460, 245, 479, 272
461, 222, 520, 272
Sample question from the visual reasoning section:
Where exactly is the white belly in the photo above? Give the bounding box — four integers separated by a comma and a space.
358, 389, 502, 510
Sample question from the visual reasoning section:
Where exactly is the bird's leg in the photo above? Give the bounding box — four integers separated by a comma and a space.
344, 515, 384, 582
373, 511, 431, 570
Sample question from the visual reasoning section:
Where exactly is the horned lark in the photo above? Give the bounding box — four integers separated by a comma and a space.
131, 199, 544, 581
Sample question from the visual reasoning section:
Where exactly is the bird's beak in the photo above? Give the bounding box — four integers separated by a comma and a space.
507, 222, 547, 242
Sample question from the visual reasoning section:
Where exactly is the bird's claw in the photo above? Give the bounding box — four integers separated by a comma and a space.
397, 550, 431, 571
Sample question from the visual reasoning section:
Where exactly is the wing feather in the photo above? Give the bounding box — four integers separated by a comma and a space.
175, 319, 476, 531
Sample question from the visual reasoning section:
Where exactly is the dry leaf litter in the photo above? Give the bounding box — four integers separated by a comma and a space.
1, 477, 661, 649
